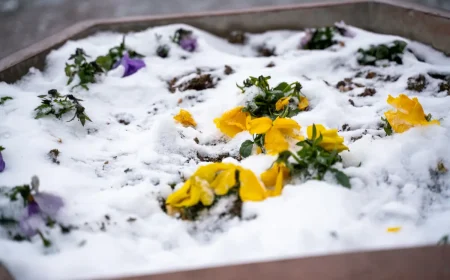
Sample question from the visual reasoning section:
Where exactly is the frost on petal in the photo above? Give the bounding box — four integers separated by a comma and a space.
33, 192, 64, 216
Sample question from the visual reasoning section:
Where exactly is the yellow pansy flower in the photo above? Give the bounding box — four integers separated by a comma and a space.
307, 124, 348, 152
387, 226, 401, 233
275, 97, 290, 111
298, 96, 309, 110
249, 117, 303, 154
174, 109, 197, 127
261, 162, 290, 197
384, 94, 440, 133
166, 163, 267, 211
238, 167, 268, 202
214, 106, 250, 138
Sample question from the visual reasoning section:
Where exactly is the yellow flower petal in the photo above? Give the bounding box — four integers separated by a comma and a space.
249, 117, 273, 134
264, 128, 289, 155
210, 168, 237, 195
307, 124, 348, 152
273, 117, 303, 140
261, 162, 290, 197
166, 179, 202, 207
275, 97, 291, 111
385, 94, 440, 133
174, 109, 197, 127
273, 117, 301, 130
165, 180, 192, 207
214, 106, 250, 137
387, 226, 401, 233
298, 96, 309, 110
256, 146, 262, 154
238, 167, 267, 202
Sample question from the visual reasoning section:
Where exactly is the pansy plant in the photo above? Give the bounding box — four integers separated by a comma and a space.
299, 22, 355, 50
34, 89, 92, 126
171, 28, 197, 52
65, 48, 104, 90
155, 33, 170, 58
237, 75, 308, 120
382, 94, 439, 135
357, 40, 407, 66
96, 36, 144, 71
4, 176, 65, 247
262, 124, 351, 191
96, 37, 146, 77
0, 96, 13, 105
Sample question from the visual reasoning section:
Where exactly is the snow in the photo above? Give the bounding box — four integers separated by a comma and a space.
1, 23, 450, 280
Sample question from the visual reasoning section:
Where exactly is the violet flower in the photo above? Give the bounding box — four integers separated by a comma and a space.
180, 36, 198, 52
19, 176, 64, 237
0, 146, 5, 172
334, 21, 356, 38
299, 30, 313, 49
113, 53, 146, 78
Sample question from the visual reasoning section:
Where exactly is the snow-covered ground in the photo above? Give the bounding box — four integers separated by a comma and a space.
0, 24, 450, 280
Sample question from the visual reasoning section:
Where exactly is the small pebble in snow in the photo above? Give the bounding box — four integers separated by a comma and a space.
366, 71, 377, 79
358, 88, 377, 97
257, 46, 276, 57
266, 62, 275, 68
227, 31, 247, 44
127, 217, 137, 223
348, 99, 355, 106
87, 128, 98, 134
48, 149, 60, 165
105, 215, 110, 221
124, 168, 132, 173
341, 124, 350, 131
224, 65, 234, 75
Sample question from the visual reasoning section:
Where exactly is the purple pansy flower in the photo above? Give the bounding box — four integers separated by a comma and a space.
0, 152, 5, 172
113, 53, 146, 78
299, 30, 313, 49
19, 176, 64, 237
0, 146, 5, 172
180, 36, 198, 52
334, 21, 356, 38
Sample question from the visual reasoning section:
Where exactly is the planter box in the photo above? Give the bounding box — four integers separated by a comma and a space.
0, 0, 449, 279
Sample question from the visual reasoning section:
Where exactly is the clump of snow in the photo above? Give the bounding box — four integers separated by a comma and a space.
1, 23, 450, 280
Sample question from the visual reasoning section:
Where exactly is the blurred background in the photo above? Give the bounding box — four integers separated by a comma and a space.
1, 0, 449, 59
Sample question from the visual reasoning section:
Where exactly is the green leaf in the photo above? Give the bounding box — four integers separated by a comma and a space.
274, 82, 289, 92
311, 124, 317, 141
331, 169, 351, 188
381, 117, 393, 136
239, 140, 254, 158
0, 146, 4, 152
96, 55, 114, 71
0, 96, 13, 105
